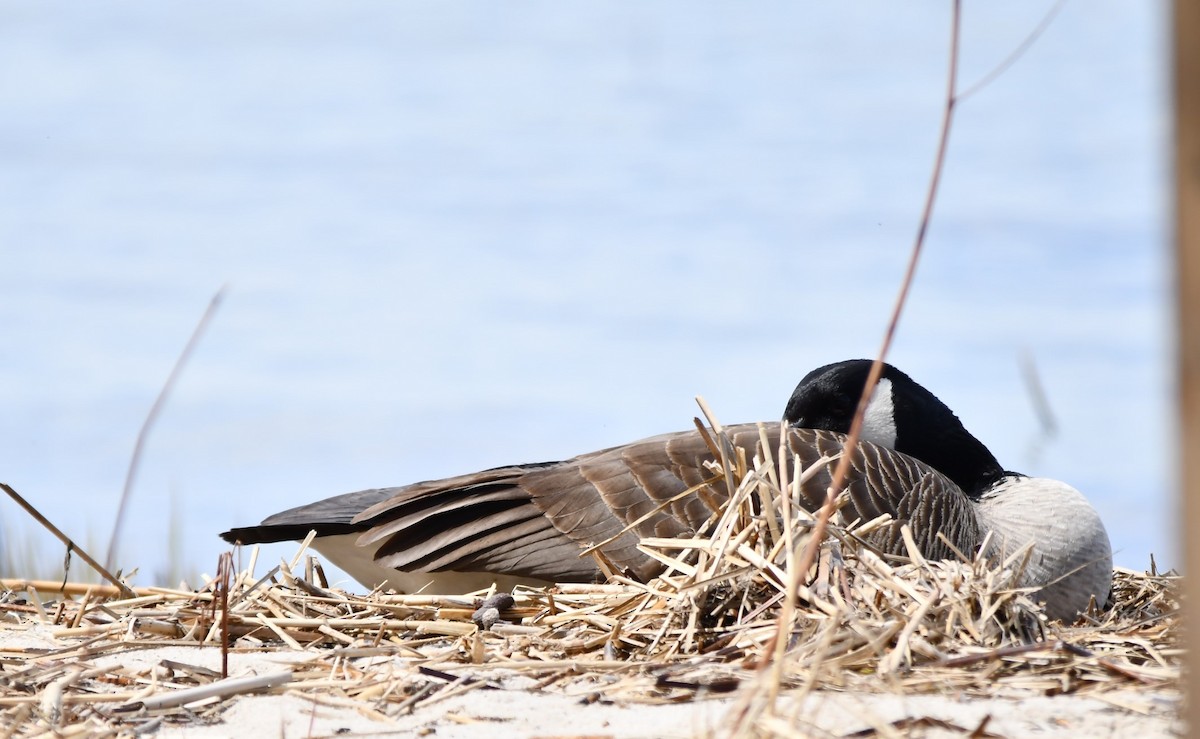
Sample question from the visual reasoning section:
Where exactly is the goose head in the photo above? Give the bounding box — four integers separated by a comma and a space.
783, 358, 1113, 620
784, 359, 1007, 498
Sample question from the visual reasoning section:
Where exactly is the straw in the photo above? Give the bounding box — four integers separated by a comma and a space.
0, 426, 1179, 736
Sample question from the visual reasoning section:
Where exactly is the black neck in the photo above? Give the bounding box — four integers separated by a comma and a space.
890, 383, 1006, 497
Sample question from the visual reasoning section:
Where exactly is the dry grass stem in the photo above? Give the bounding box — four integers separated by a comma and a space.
0, 425, 1179, 736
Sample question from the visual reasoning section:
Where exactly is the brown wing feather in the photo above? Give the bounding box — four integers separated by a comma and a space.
354, 465, 601, 581
772, 426, 979, 560
523, 424, 981, 574
350, 424, 980, 584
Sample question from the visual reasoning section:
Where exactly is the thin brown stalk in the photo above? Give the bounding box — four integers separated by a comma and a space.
741, 1, 964, 730
105, 286, 226, 572
956, 0, 1069, 102
0, 483, 133, 598
216, 552, 233, 679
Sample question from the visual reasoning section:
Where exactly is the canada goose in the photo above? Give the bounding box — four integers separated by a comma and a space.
221, 359, 1112, 620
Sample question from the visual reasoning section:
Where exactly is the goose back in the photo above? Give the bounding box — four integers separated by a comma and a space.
353, 425, 982, 582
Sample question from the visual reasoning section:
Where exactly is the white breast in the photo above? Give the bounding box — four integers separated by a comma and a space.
972, 477, 1113, 621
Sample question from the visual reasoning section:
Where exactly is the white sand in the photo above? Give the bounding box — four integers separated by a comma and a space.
150, 678, 1180, 738
92, 645, 1173, 738
2, 625, 1179, 736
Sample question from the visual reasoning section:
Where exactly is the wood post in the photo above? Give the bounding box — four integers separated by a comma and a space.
1175, 0, 1200, 731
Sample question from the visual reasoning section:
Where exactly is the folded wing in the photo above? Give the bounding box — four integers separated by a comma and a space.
352, 424, 981, 583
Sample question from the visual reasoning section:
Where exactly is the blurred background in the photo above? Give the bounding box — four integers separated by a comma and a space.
0, 2, 1166, 587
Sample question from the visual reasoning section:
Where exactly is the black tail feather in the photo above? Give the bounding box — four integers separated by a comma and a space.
220, 522, 363, 546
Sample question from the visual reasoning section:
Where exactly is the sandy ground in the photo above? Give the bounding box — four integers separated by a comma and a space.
3, 622, 1181, 737
157, 682, 1181, 738
74, 642, 1180, 738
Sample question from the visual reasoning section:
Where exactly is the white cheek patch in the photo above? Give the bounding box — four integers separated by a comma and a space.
861, 377, 897, 449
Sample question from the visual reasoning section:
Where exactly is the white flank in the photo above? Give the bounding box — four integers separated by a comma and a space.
310, 533, 551, 594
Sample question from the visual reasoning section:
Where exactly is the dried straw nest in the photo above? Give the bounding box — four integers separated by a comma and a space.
0, 426, 1181, 736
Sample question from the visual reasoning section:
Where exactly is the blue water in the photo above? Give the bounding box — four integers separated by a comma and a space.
0, 2, 1167, 586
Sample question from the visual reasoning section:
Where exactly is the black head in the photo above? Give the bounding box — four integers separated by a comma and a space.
784, 359, 1006, 497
